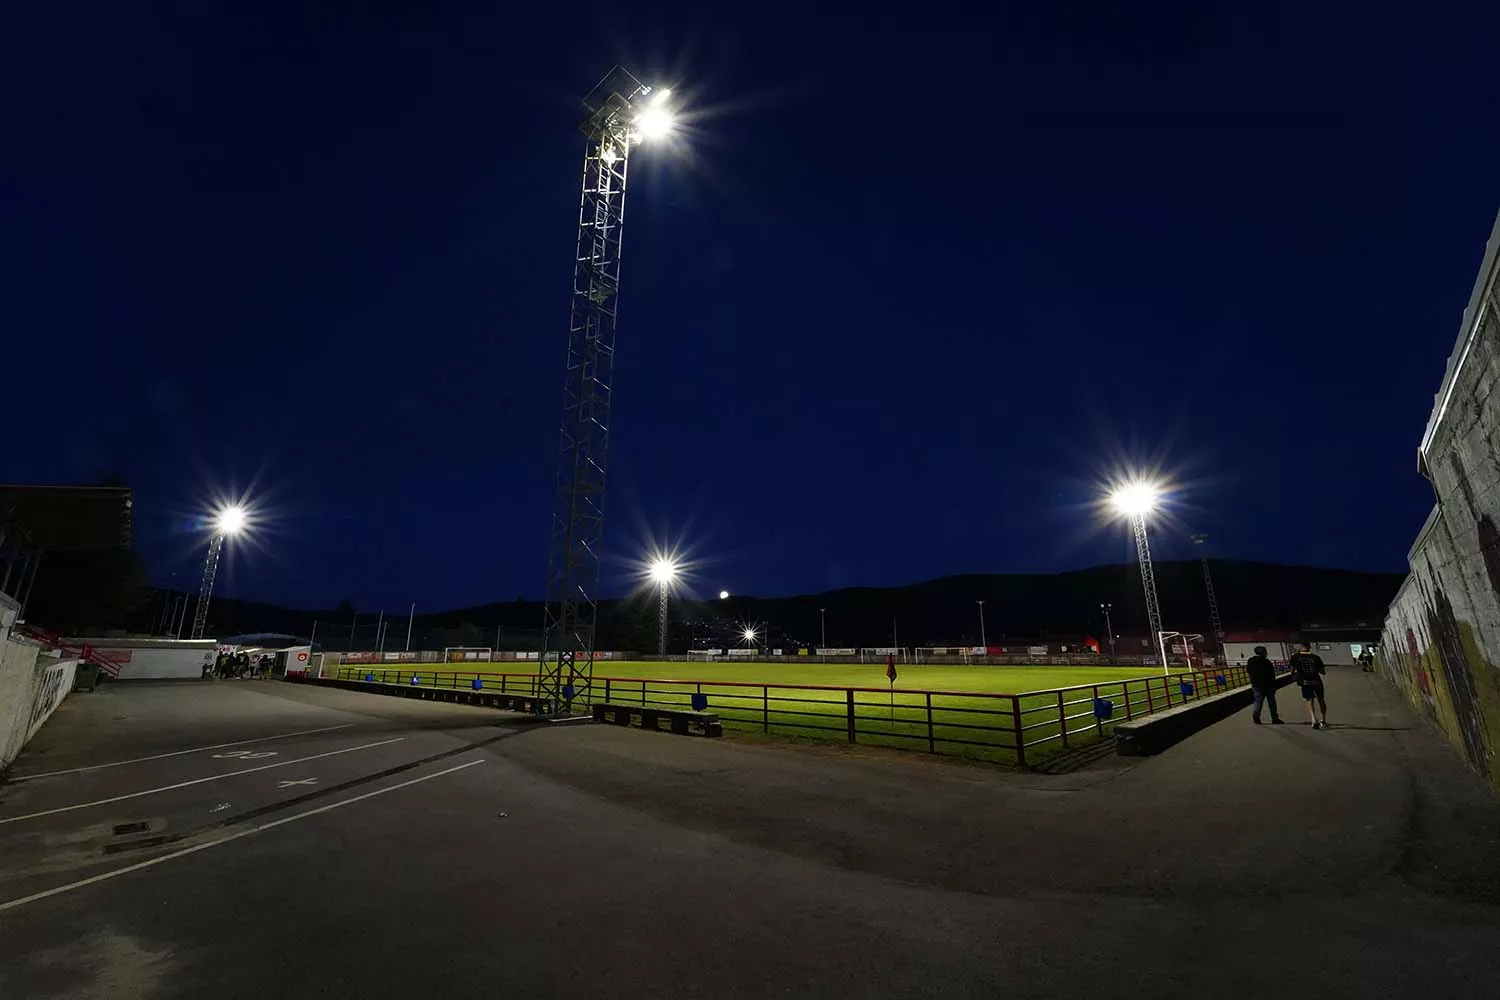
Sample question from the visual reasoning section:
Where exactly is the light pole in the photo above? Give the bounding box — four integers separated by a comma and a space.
537, 69, 678, 714
650, 558, 678, 656
189, 505, 247, 641
1108, 482, 1169, 672
819, 607, 827, 659
406, 603, 415, 652
976, 600, 987, 650
1099, 602, 1116, 661
1190, 533, 1224, 661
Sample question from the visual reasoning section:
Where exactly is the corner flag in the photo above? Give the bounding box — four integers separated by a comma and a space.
885, 654, 897, 683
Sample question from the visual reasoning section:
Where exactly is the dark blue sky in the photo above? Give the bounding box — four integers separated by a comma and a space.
5, 2, 1497, 611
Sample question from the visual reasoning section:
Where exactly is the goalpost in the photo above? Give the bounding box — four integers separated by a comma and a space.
443, 647, 494, 663
686, 649, 721, 662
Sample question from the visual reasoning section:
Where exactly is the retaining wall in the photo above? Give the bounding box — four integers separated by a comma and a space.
1380, 208, 1500, 792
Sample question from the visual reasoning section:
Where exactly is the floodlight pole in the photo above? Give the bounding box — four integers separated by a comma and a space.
1127, 512, 1168, 671
976, 600, 987, 649
819, 608, 827, 661
1100, 602, 1116, 660
189, 534, 226, 641
539, 67, 658, 714
657, 582, 669, 656
1191, 533, 1224, 660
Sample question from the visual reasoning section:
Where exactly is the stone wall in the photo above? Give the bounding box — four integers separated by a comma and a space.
1381, 209, 1500, 791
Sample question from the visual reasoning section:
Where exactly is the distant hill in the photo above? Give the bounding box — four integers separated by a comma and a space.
129, 560, 1402, 651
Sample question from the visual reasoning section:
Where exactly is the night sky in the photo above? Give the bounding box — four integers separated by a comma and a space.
5, 3, 1498, 612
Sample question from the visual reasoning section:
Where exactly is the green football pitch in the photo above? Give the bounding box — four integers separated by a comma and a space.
360, 659, 1204, 764
557, 660, 1157, 694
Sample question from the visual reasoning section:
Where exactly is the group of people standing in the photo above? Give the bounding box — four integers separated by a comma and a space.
205, 650, 273, 680
1245, 642, 1330, 729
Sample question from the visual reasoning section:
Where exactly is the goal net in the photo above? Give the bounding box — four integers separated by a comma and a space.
444, 647, 493, 663
858, 647, 911, 663
686, 649, 721, 661
914, 647, 973, 664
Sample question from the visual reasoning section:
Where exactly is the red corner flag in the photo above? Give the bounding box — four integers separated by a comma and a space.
885, 654, 897, 683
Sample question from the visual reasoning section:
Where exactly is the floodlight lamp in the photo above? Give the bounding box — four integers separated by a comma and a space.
1109, 483, 1161, 518
632, 106, 674, 142
719, 590, 730, 600
649, 87, 672, 107
215, 505, 248, 536
649, 559, 678, 584
742, 627, 758, 643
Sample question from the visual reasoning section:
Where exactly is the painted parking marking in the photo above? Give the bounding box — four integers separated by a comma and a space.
8, 724, 356, 782
277, 778, 318, 788
0, 759, 486, 914
0, 738, 406, 826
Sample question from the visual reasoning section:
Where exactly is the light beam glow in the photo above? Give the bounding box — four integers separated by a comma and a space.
1108, 482, 1162, 517
649, 559, 678, 585
215, 505, 248, 536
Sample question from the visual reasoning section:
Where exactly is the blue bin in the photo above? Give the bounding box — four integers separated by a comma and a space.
691, 693, 709, 711
472, 678, 484, 691
1092, 697, 1114, 720
1179, 681, 1194, 696
365, 673, 375, 683
1214, 673, 1227, 687
410, 675, 420, 686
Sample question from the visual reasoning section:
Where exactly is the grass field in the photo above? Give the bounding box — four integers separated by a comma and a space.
341, 659, 1235, 765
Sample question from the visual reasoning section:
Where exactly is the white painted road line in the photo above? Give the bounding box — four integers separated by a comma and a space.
0, 759, 486, 914
8, 724, 357, 782
0, 738, 406, 826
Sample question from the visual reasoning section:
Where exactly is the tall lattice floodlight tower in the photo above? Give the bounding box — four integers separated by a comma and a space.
1190, 533, 1224, 654
189, 505, 247, 641
1108, 482, 1169, 671
538, 68, 675, 714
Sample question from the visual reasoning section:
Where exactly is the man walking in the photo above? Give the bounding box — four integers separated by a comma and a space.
1246, 645, 1282, 724
1288, 641, 1329, 729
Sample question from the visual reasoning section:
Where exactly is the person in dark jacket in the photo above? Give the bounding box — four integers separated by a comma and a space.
1246, 645, 1283, 725
1288, 641, 1328, 729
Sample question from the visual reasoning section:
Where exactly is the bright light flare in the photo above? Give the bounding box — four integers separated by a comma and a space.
719, 590, 730, 600
649, 87, 672, 106
649, 559, 678, 585
741, 626, 758, 644
215, 505, 248, 536
632, 105, 674, 141
1108, 482, 1162, 517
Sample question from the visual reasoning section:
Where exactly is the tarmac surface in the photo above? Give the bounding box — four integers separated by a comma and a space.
2, 667, 1498, 999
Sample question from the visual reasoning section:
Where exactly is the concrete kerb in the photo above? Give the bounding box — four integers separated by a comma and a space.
1114, 674, 1296, 756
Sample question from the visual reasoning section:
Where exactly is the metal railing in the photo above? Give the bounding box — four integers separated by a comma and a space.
328, 661, 1281, 765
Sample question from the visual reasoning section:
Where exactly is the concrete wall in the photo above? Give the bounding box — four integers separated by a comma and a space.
1380, 209, 1500, 792
70, 637, 217, 680
1, 639, 78, 773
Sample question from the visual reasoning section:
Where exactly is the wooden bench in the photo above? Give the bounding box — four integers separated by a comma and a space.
592, 702, 723, 738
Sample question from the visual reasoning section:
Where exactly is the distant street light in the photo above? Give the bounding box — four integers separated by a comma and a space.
1100, 602, 1117, 660
190, 503, 249, 641
1108, 481, 1169, 672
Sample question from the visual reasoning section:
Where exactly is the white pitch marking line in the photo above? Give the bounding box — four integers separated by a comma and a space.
0, 759, 486, 914
8, 724, 357, 781
277, 778, 318, 788
0, 738, 405, 826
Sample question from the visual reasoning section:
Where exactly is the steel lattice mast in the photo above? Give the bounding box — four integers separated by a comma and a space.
539, 68, 669, 714
1129, 512, 1168, 669
1191, 533, 1224, 654
190, 534, 225, 640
